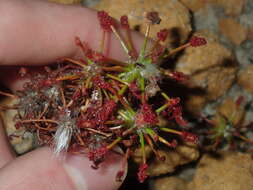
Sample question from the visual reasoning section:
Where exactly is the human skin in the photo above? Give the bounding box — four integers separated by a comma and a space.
0, 0, 144, 189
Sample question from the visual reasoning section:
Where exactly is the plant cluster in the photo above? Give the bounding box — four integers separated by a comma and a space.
202, 96, 253, 151
0, 11, 207, 182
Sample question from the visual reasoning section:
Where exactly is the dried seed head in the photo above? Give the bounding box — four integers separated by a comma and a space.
145, 11, 161, 24
53, 124, 73, 155
53, 110, 76, 155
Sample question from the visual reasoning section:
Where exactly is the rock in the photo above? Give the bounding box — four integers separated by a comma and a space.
219, 18, 247, 45
211, 0, 245, 17
179, 0, 206, 12
192, 152, 253, 190
153, 176, 187, 190
148, 144, 199, 177
248, 27, 253, 41
237, 65, 253, 94
217, 98, 245, 126
176, 31, 237, 114
132, 145, 152, 164
0, 98, 36, 154
48, 0, 82, 4
93, 0, 192, 45
185, 95, 207, 116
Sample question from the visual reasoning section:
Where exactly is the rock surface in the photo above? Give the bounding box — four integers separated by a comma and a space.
211, 0, 245, 16
237, 65, 253, 94
93, 0, 192, 45
0, 98, 35, 154
148, 144, 199, 177
192, 152, 253, 190
153, 176, 187, 190
176, 31, 237, 113
179, 0, 206, 12
217, 97, 245, 126
219, 18, 247, 45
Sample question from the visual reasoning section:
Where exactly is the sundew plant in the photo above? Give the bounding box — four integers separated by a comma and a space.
0, 11, 207, 182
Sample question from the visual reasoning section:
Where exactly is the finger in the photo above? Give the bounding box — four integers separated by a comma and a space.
0, 147, 127, 190
0, 120, 15, 168
0, 0, 144, 65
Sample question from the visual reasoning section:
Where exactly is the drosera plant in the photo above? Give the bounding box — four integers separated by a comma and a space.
203, 96, 253, 151
0, 11, 206, 183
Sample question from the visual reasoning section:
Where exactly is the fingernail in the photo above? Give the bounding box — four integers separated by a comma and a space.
63, 152, 127, 190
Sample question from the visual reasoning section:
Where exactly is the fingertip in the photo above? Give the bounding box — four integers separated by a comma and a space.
0, 147, 127, 190
64, 150, 127, 190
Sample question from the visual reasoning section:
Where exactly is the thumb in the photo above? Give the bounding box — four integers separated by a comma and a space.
0, 147, 127, 190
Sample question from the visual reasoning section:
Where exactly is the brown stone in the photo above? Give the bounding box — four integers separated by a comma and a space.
185, 95, 207, 116
93, 0, 192, 45
0, 98, 35, 154
247, 27, 253, 42
211, 0, 245, 16
153, 177, 187, 190
219, 18, 247, 45
193, 152, 253, 190
148, 144, 199, 176
179, 0, 206, 12
217, 98, 245, 126
132, 145, 152, 164
237, 65, 253, 94
176, 31, 237, 113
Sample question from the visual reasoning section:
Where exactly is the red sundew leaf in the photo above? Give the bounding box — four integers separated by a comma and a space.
72, 88, 81, 100
116, 170, 125, 182
169, 105, 188, 127
157, 29, 169, 42
96, 100, 117, 125
168, 71, 189, 82
75, 37, 105, 62
88, 146, 108, 166
150, 45, 165, 62
120, 15, 130, 29
236, 95, 244, 106
97, 11, 115, 32
189, 36, 207, 47
181, 131, 198, 144
136, 103, 158, 126
129, 82, 142, 100
168, 97, 181, 107
137, 163, 149, 183
175, 115, 188, 127
92, 75, 112, 89
170, 139, 178, 148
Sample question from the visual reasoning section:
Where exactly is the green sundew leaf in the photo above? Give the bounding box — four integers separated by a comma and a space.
138, 132, 145, 150
122, 68, 140, 83
87, 59, 94, 65
145, 128, 156, 138
118, 109, 135, 123
138, 76, 145, 92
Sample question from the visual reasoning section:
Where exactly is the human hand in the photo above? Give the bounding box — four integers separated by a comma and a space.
0, 0, 143, 189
